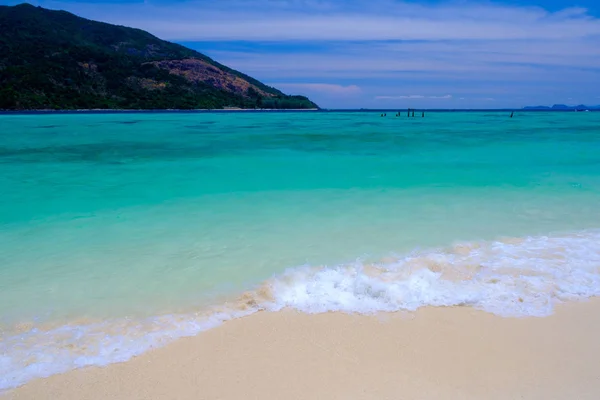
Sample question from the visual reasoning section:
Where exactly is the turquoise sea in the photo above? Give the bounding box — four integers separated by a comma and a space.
1, 111, 600, 389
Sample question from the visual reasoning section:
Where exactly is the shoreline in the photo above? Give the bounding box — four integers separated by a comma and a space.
3, 228, 600, 394
2, 108, 600, 115
0, 108, 321, 114
6, 298, 600, 399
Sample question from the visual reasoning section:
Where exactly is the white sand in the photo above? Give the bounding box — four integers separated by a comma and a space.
7, 299, 600, 399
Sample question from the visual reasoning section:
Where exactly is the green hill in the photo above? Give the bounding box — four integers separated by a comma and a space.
0, 3, 318, 110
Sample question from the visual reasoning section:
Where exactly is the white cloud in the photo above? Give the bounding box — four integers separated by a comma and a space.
205, 41, 600, 81
376, 94, 452, 100
32, 1, 600, 41
274, 83, 361, 95
30, 1, 600, 82
376, 95, 425, 100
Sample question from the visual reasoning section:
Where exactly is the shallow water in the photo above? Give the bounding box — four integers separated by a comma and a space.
1, 111, 599, 389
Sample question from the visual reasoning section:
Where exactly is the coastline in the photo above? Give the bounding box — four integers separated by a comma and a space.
2, 108, 599, 115
0, 108, 321, 114
6, 299, 600, 400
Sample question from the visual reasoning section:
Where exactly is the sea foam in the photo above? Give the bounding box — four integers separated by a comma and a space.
268, 231, 600, 317
2, 230, 600, 391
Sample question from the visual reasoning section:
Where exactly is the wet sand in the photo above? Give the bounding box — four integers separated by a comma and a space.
7, 299, 600, 400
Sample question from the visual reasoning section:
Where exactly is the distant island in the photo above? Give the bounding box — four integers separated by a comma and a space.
523, 104, 600, 111
0, 3, 318, 110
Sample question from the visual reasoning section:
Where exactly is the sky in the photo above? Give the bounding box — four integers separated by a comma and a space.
3, 0, 600, 108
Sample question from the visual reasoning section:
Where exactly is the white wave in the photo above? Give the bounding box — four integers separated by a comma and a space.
269, 231, 600, 317
0, 309, 257, 391
2, 230, 600, 391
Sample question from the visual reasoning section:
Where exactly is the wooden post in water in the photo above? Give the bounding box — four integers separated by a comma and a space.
422, 111, 425, 118
412, 109, 415, 117
510, 111, 514, 118
407, 108, 410, 117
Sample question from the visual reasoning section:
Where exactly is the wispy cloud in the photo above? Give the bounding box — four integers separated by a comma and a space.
375, 95, 452, 100
204, 41, 600, 81
376, 95, 425, 100
25, 0, 600, 41
274, 83, 361, 95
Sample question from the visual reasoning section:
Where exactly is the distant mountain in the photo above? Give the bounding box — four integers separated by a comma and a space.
523, 106, 552, 110
0, 3, 318, 110
523, 104, 600, 111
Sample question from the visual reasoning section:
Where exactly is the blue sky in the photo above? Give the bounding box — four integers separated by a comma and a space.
4, 0, 600, 108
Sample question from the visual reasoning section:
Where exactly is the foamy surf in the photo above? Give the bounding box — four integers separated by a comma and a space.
2, 230, 600, 391
269, 231, 600, 317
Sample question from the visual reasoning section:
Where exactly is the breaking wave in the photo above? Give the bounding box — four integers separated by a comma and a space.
2, 230, 600, 391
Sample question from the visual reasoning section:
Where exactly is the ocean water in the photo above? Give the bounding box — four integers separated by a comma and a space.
1, 111, 600, 389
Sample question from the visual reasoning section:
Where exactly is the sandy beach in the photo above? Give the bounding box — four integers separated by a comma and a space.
6, 299, 600, 400
3, 0, 600, 397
